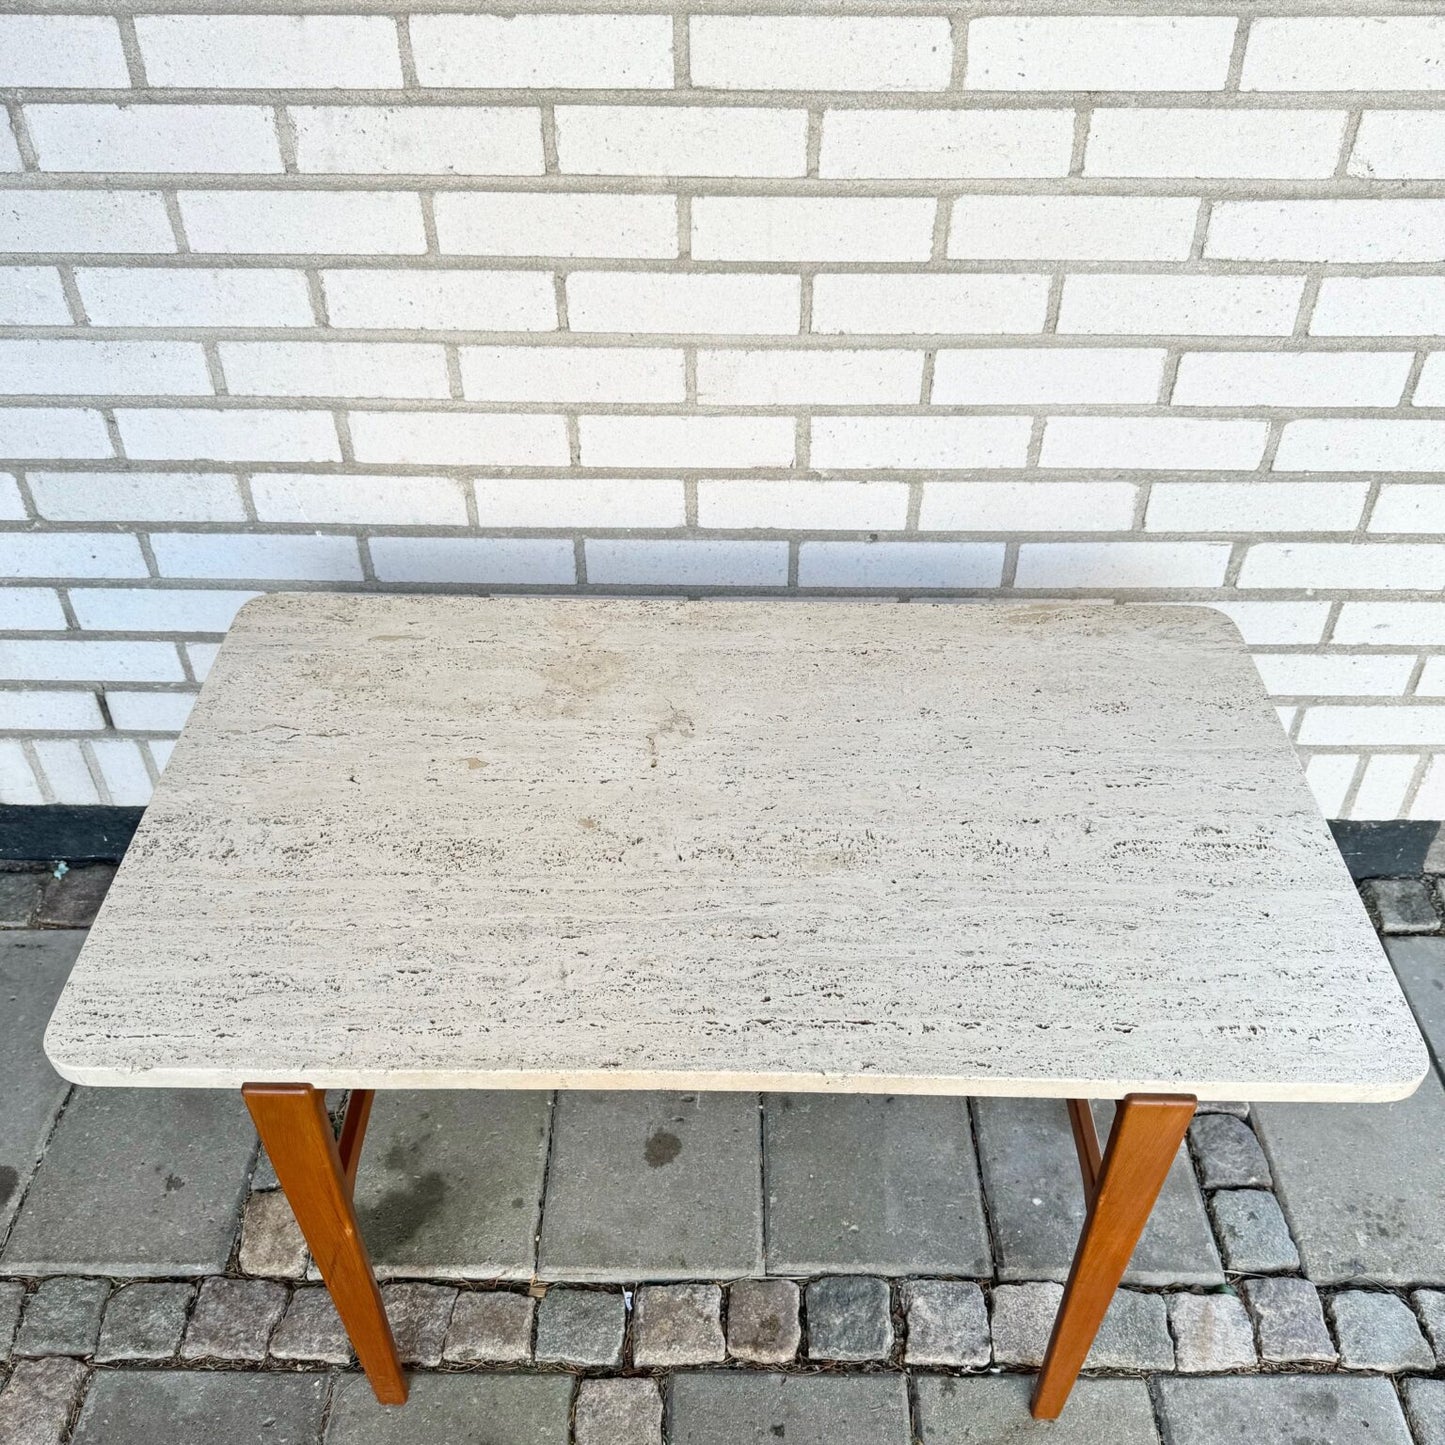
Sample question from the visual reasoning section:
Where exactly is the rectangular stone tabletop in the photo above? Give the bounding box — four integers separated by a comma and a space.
45, 595, 1426, 1102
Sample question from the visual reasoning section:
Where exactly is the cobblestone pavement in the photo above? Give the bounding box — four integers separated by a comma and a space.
3, 863, 1445, 1442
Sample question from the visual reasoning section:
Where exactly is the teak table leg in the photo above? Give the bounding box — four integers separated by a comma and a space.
243, 1083, 406, 1405
1032, 1092, 1196, 1420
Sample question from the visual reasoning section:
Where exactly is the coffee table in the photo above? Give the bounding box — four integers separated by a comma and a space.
45, 595, 1426, 1416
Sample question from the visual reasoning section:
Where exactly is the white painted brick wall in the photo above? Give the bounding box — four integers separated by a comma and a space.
1, 4, 1443, 820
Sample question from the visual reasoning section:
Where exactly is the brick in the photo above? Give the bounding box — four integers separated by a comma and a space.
29, 473, 239, 523
1208, 200, 1445, 263
920, 480, 1136, 532
1016, 542, 1231, 589
1146, 482, 1368, 533
1351, 112, 1445, 180
26, 105, 282, 174
1420, 660, 1445, 696
534, 1288, 624, 1367
219, 340, 449, 399
1363, 879, 1440, 933
697, 348, 921, 405
1311, 755, 1366, 817
568, 271, 799, 335
474, 478, 684, 529
0, 16, 128, 86
812, 415, 1030, 470
179, 190, 425, 255
698, 480, 909, 531
581, 414, 794, 468
14, 1278, 108, 1357
633, 1283, 725, 1367
1242, 17, 1445, 91
1274, 421, 1445, 473
0, 340, 211, 397
1169, 1294, 1257, 1373
94, 1283, 192, 1364
1, 124, 16, 172
0, 192, 174, 254
1174, 351, 1411, 408
575, 1379, 662, 1445
322, 268, 556, 331
1331, 1292, 1434, 1372
967, 16, 1236, 91
1086, 109, 1346, 179
0, 588, 66, 630
0, 269, 70, 326
0, 532, 145, 579
902, 1280, 989, 1368
585, 539, 787, 587
436, 192, 676, 258
370, 536, 576, 585
1414, 759, 1445, 818
1058, 274, 1305, 336
556, 107, 807, 178
268, 1287, 350, 1365
442, 1292, 533, 1364
1299, 707, 1445, 747
31, 740, 100, 803
410, 14, 673, 89
950, 196, 1198, 260
726, 1279, 800, 1365
934, 347, 1164, 404
461, 345, 685, 402
1312, 278, 1445, 337
0, 476, 22, 519
693, 197, 934, 262
690, 16, 952, 92
150, 532, 362, 581
0, 1358, 87, 1445
76, 266, 313, 327
349, 410, 567, 466
1041, 417, 1267, 471
1210, 1189, 1300, 1273
0, 741, 44, 802
1410, 356, 1445, 409
70, 588, 255, 633
799, 541, 1004, 589
1351, 756, 1421, 819
104, 692, 195, 732
806, 1277, 893, 1361
136, 15, 403, 88
0, 692, 104, 731
116, 408, 341, 462
1254, 655, 1415, 698
252, 475, 468, 525
821, 109, 1074, 178
1336, 603, 1445, 645
180, 1279, 286, 1362
291, 106, 544, 176
812, 272, 1050, 336
0, 640, 184, 683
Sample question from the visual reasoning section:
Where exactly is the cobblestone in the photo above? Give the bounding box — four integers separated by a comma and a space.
380, 1282, 456, 1366
1241, 1277, 1338, 1366
237, 1189, 307, 1278
94, 1282, 192, 1363
1364, 878, 1440, 934
902, 1279, 990, 1367
0, 1282, 24, 1356
1404, 1379, 1445, 1445
1330, 1291, 1434, 1372
14, 1277, 107, 1358
576, 1378, 663, 1445
1414, 1290, 1445, 1365
267, 1287, 351, 1365
0, 871, 42, 928
0, 1357, 88, 1445
179, 1278, 286, 1362
534, 1287, 625, 1367
1210, 1189, 1300, 1273
633, 1282, 725, 1366
991, 1282, 1174, 1370
1170, 1292, 1257, 1372
442, 1290, 533, 1364
726, 1278, 800, 1365
1190, 1114, 1272, 1189
806, 1276, 893, 1361
34, 865, 115, 928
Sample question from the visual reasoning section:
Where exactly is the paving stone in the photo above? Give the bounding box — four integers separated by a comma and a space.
764, 1095, 990, 1275
902, 1279, 989, 1367
1241, 1277, 1338, 1365
35, 865, 115, 928
1189, 1114, 1272, 1189
806, 1275, 893, 1361
93, 1282, 193, 1363
1387, 937, 1445, 1061
726, 1278, 800, 1365
380, 1282, 455, 1366
1253, 1066, 1445, 1284
974, 1097, 1222, 1286
1155, 1376, 1411, 1445
71, 1370, 326, 1445
1, 1281, 24, 1356
534, 1287, 624, 1367
670, 1373, 910, 1445
0, 1357, 88, 1445
1404, 1379, 1445, 1445
327, 1372, 572, 1445
1210, 1189, 1300, 1273
990, 1282, 1174, 1371
633, 1282, 724, 1366
251, 1149, 279, 1191
576, 1378, 663, 1445
237, 1188, 307, 1277
1194, 1100, 1250, 1118
1414, 1289, 1445, 1364
914, 1376, 1160, 1445
1365, 878, 1440, 934
1330, 1290, 1434, 1372
2, 1085, 256, 1276
179, 1278, 286, 1362
0, 933, 79, 1243
268, 1286, 351, 1365
443, 1290, 533, 1364
539, 1091, 762, 1281
1169, 1292, 1257, 1372
353, 1091, 550, 1280
0, 872, 41, 928
14, 1277, 107, 1357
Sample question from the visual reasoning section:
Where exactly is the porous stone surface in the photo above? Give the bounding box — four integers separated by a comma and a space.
1210, 1189, 1300, 1273
670, 1373, 910, 1445
726, 1279, 800, 1365
1330, 1291, 1434, 1372
0, 1357, 88, 1445
442, 1291, 534, 1364
237, 1189, 307, 1278
805, 1276, 893, 1361
13, 1277, 108, 1358
179, 1278, 286, 1362
0, 1282, 26, 1356
902, 1280, 990, 1367
1190, 1114, 1272, 1189
1414, 1289, 1445, 1365
1156, 1376, 1411, 1445
1241, 1278, 1338, 1366
1365, 879, 1440, 935
267, 1287, 351, 1365
94, 1283, 192, 1363
379, 1282, 455, 1366
575, 1378, 663, 1445
534, 1287, 625, 1367
326, 1373, 571, 1445
35, 866, 114, 928
1404, 1379, 1445, 1445
915, 1376, 1160, 1444
633, 1283, 725, 1366
1169, 1292, 1257, 1373
991, 1283, 1174, 1371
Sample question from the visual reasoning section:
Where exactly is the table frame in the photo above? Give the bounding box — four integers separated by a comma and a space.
242, 1081, 1196, 1417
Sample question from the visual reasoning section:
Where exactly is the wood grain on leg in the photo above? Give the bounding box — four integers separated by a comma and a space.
1066, 1099, 1102, 1205
243, 1083, 406, 1405
337, 1089, 375, 1194
1032, 1093, 1196, 1420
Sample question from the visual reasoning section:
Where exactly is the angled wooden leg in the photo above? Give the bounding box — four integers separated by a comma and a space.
336, 1089, 375, 1194
1031, 1093, 1196, 1420
244, 1083, 406, 1405
1066, 1098, 1103, 1205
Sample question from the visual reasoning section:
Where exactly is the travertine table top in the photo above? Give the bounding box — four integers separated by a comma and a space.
46, 595, 1426, 1102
